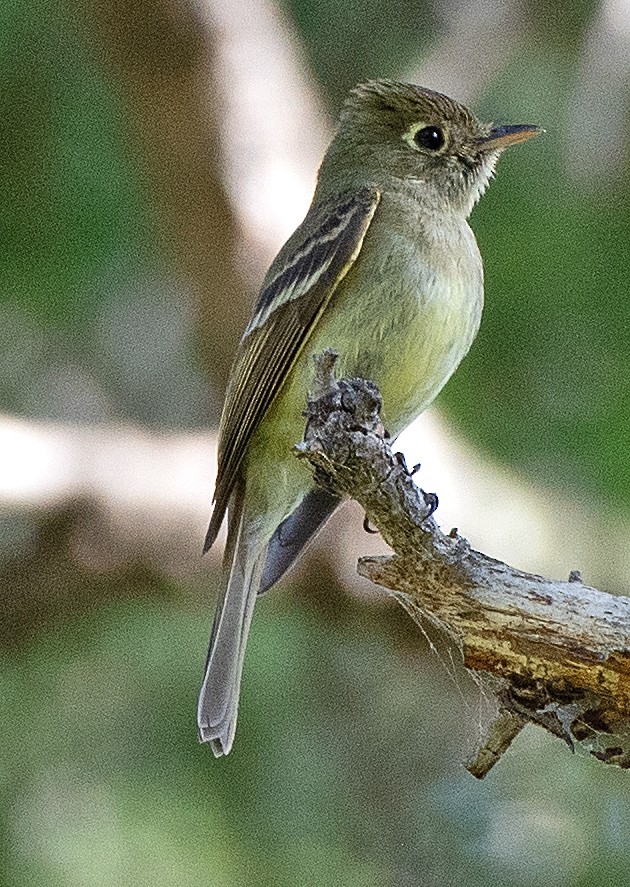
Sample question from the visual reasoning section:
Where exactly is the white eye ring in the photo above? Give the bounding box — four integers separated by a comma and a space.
403, 122, 447, 153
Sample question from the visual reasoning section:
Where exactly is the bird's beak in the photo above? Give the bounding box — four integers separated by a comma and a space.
477, 124, 542, 152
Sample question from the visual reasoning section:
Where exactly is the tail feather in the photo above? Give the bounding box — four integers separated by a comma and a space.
199, 486, 341, 755
198, 485, 264, 756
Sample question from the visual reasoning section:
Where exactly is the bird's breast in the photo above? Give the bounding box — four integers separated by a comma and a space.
311, 208, 484, 435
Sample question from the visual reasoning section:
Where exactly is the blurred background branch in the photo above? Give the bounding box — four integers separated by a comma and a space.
82, 0, 250, 393
4, 409, 630, 591
404, 0, 527, 102
566, 0, 630, 186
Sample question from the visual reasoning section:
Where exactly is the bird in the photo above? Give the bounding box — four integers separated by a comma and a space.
198, 79, 540, 755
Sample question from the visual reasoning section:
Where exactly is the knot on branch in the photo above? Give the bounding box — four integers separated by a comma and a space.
304, 348, 383, 435
295, 351, 442, 550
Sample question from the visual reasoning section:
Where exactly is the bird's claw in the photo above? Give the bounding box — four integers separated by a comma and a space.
423, 491, 439, 518
363, 514, 379, 534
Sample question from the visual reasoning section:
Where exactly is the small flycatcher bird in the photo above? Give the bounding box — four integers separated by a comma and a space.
199, 80, 540, 755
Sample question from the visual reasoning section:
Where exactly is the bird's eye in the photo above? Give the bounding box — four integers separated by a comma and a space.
413, 125, 445, 151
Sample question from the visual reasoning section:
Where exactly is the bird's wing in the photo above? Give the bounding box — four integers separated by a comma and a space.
204, 187, 381, 551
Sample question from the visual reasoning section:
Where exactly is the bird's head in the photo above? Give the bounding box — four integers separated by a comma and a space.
319, 80, 541, 215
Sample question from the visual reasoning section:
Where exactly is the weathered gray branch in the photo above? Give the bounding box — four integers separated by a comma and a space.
296, 352, 630, 778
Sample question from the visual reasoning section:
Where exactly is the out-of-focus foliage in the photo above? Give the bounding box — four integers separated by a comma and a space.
288, 0, 433, 105
0, 0, 210, 428
2, 0, 630, 885
0, 3, 152, 331
4, 591, 630, 887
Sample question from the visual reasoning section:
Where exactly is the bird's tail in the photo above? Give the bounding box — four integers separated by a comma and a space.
197, 484, 264, 756
198, 485, 341, 756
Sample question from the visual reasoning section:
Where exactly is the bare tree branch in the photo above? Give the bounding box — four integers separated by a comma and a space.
296, 353, 630, 777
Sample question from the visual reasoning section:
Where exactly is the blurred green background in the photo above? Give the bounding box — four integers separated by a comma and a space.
2, 0, 630, 884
